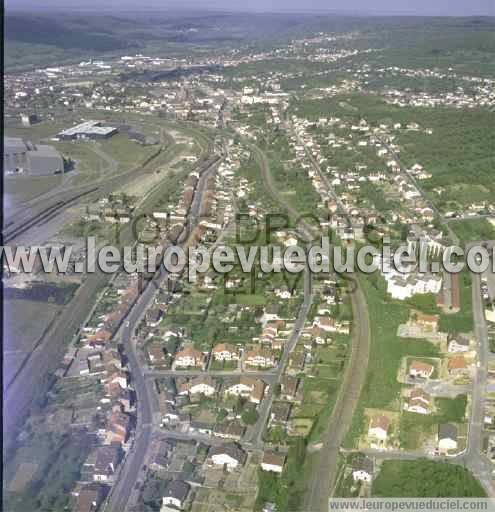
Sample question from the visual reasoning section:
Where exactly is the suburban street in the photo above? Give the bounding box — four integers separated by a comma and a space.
305, 277, 370, 511
248, 264, 313, 448
251, 137, 372, 511
4, 11, 495, 512
464, 273, 495, 496
107, 155, 222, 512
3, 136, 217, 457
110, 134, 327, 509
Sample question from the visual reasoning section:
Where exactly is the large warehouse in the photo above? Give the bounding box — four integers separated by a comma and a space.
4, 137, 64, 176
57, 120, 118, 140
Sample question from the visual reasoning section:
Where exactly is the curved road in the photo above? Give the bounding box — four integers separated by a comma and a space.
250, 142, 371, 512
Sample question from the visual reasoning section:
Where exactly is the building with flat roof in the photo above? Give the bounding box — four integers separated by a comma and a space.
4, 137, 64, 176
58, 120, 118, 140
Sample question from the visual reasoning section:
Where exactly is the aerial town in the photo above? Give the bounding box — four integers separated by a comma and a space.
3, 6, 495, 512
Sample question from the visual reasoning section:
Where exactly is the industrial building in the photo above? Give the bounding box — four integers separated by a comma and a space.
57, 120, 118, 140
4, 137, 64, 176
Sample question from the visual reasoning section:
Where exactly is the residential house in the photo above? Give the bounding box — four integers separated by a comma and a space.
448, 334, 471, 353
260, 304, 281, 325
118, 389, 134, 413
280, 376, 300, 402
224, 377, 265, 404
104, 368, 129, 389
148, 342, 167, 364
174, 344, 204, 369
314, 315, 337, 332
102, 349, 122, 369
368, 415, 390, 442
302, 325, 327, 345
146, 307, 162, 327
244, 347, 276, 369
213, 421, 245, 441
415, 312, 439, 331
351, 455, 374, 483
150, 452, 169, 474
162, 403, 180, 425
287, 352, 306, 375
261, 452, 286, 474
447, 356, 467, 376
75, 484, 103, 512
438, 423, 458, 452
209, 443, 246, 470
162, 480, 190, 510
260, 323, 279, 345
187, 376, 216, 397
106, 410, 131, 444
211, 342, 240, 361
270, 402, 292, 427
409, 360, 434, 379
93, 445, 121, 482
405, 388, 431, 415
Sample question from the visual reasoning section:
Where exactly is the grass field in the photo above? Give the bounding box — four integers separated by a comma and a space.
344, 273, 441, 447
450, 219, 495, 243
399, 395, 467, 450
97, 133, 158, 171
372, 459, 486, 497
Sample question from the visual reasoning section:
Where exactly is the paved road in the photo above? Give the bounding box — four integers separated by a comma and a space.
339, 271, 495, 498
248, 265, 313, 448
464, 273, 495, 497
376, 135, 460, 245
144, 369, 277, 379
3, 130, 206, 456
250, 139, 370, 511
107, 155, 223, 512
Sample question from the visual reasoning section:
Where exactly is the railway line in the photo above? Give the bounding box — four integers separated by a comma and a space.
3, 186, 99, 243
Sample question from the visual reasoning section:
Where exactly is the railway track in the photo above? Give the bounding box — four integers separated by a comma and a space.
3, 186, 99, 243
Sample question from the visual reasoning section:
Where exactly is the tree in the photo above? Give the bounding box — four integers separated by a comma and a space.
217, 409, 228, 422
241, 407, 259, 425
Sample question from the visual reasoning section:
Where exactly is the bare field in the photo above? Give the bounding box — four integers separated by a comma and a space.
5, 175, 63, 210
3, 299, 61, 389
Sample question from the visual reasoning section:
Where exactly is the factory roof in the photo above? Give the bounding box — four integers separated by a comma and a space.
58, 120, 117, 137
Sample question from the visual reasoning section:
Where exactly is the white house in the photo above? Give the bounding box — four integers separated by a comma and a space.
211, 342, 240, 361
447, 334, 470, 353
368, 415, 390, 441
162, 481, 190, 510
261, 452, 286, 474
173, 344, 204, 369
224, 377, 265, 404
188, 376, 216, 397
209, 443, 245, 471
352, 456, 374, 482
409, 360, 434, 379
438, 424, 458, 452
405, 388, 431, 415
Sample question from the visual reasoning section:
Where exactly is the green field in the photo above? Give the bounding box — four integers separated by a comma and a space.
372, 459, 486, 497
344, 273, 441, 447
399, 395, 467, 450
450, 219, 495, 243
